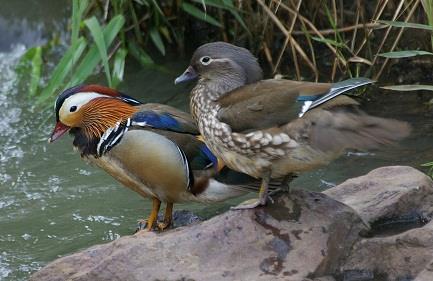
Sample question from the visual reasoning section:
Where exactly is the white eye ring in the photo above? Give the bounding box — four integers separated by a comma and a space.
200, 56, 212, 65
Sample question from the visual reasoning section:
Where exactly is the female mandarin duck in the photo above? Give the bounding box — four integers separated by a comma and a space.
48, 84, 269, 231
175, 41, 411, 209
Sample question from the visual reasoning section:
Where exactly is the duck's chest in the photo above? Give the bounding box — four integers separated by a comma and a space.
74, 129, 193, 203
191, 91, 271, 177
85, 153, 157, 199
191, 92, 231, 150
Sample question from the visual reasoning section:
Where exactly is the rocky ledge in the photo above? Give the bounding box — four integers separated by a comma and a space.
30, 166, 433, 281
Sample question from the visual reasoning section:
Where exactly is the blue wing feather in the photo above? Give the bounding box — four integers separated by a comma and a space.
131, 111, 181, 131
296, 95, 324, 102
198, 144, 218, 169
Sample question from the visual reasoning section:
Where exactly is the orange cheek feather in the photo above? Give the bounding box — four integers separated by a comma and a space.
61, 112, 82, 127
81, 98, 138, 139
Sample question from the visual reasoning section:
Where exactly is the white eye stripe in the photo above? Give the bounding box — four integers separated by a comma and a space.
58, 92, 106, 122
65, 92, 105, 105
200, 56, 212, 65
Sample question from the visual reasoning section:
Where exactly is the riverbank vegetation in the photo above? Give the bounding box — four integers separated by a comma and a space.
14, 0, 433, 177
16, 0, 433, 102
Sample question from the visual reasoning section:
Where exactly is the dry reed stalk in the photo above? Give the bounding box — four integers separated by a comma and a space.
291, 22, 384, 35
273, 0, 302, 78
275, 0, 346, 67
374, 0, 421, 79
257, 0, 318, 76
354, 0, 390, 56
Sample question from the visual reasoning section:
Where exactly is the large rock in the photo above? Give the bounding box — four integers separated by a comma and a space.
30, 190, 367, 281
30, 166, 433, 281
324, 166, 433, 224
340, 220, 433, 280
325, 166, 433, 281
415, 259, 433, 281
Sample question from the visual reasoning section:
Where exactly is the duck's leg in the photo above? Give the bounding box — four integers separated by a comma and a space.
231, 171, 271, 210
279, 173, 297, 192
157, 202, 174, 231
136, 197, 161, 232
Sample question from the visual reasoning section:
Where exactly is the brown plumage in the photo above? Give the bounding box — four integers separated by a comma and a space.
49, 84, 273, 231
175, 42, 411, 209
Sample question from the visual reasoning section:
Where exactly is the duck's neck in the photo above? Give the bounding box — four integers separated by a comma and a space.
195, 70, 246, 100
70, 128, 100, 157
202, 80, 243, 100
71, 118, 131, 158
72, 98, 138, 157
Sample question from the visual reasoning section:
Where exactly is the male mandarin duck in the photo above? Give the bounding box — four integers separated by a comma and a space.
48, 84, 272, 231
175, 41, 411, 209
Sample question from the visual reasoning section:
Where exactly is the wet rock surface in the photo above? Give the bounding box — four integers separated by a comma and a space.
30, 190, 366, 281
30, 166, 433, 281
324, 166, 433, 227
325, 166, 433, 281
166, 210, 203, 228
340, 221, 433, 281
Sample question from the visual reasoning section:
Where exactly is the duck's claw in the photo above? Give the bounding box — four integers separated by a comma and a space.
232, 175, 270, 210
157, 221, 171, 231
134, 197, 162, 233
231, 198, 266, 210
157, 202, 173, 231
135, 219, 150, 233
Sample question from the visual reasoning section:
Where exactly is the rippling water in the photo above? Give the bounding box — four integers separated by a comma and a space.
0, 45, 244, 281
1, 2, 433, 281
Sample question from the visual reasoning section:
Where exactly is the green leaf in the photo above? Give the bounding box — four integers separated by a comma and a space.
128, 0, 144, 45
67, 14, 125, 88
378, 20, 433, 31
150, 0, 164, 16
29, 46, 43, 97
112, 48, 127, 88
422, 160, 433, 179
71, 0, 89, 46
190, 0, 249, 33
71, 0, 80, 46
159, 26, 173, 43
38, 37, 87, 103
311, 36, 346, 48
381, 84, 433, 91
85, 16, 112, 87
223, 0, 250, 34
192, 0, 227, 9
150, 28, 166, 55
181, 2, 222, 27
128, 41, 154, 67
15, 46, 43, 97
15, 47, 37, 76
378, 50, 433, 58
229, 10, 249, 34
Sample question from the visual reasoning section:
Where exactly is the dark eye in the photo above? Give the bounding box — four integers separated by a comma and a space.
70, 106, 77, 112
200, 56, 212, 65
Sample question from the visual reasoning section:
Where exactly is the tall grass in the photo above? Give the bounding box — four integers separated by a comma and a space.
16, 0, 249, 103
16, 0, 433, 103
16, 0, 125, 103
421, 0, 433, 49
251, 0, 433, 82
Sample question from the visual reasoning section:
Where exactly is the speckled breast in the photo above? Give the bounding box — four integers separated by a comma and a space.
191, 91, 269, 178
